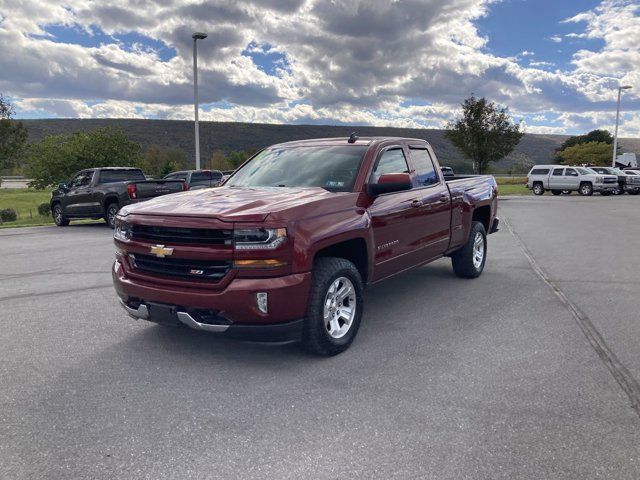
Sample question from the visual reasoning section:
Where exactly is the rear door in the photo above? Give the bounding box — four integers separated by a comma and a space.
368, 146, 432, 281
549, 168, 565, 189
407, 145, 451, 260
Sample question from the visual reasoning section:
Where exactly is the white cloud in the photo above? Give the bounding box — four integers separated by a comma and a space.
0, 0, 637, 137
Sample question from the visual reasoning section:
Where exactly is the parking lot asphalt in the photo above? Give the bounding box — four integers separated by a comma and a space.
2, 195, 640, 479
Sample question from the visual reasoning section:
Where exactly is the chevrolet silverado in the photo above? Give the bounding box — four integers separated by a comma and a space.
112, 136, 499, 355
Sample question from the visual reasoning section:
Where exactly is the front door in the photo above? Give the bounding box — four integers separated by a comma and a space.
563, 167, 580, 189
63, 171, 94, 215
368, 146, 434, 281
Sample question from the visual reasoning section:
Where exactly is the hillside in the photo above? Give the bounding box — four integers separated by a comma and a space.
19, 119, 640, 173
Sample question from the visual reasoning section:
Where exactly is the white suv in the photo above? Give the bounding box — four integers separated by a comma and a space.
526, 165, 618, 196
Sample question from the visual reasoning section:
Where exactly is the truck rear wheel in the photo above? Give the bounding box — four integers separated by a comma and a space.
551, 190, 562, 195
532, 182, 544, 195
302, 257, 363, 356
451, 221, 487, 279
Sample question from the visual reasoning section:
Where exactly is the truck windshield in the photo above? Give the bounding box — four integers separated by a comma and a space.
227, 145, 367, 192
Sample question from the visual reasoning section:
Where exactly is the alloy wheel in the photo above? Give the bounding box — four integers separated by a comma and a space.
323, 277, 357, 339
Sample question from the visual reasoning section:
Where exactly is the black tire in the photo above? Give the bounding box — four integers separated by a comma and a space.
532, 182, 544, 195
628, 189, 640, 196
562, 190, 571, 195
615, 186, 624, 195
600, 191, 611, 196
301, 257, 364, 356
451, 221, 487, 279
52, 203, 69, 226
105, 202, 120, 229
551, 190, 562, 196
579, 182, 593, 196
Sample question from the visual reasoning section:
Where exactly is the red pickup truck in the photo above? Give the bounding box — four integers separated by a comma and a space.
113, 136, 499, 355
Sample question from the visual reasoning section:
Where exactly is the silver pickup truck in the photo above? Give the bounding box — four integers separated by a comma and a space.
589, 166, 640, 195
526, 165, 618, 196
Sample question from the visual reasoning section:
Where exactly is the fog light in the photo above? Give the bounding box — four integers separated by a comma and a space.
256, 292, 268, 314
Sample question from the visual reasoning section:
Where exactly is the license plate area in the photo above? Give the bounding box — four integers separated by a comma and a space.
146, 302, 181, 325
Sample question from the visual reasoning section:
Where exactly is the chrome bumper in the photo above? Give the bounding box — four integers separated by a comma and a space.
118, 299, 229, 333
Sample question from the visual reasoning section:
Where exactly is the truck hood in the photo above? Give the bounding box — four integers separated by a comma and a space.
119, 186, 349, 223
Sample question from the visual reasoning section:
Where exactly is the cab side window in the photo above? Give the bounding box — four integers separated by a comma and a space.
371, 148, 410, 183
552, 168, 564, 176
69, 171, 92, 188
565, 168, 578, 177
409, 147, 438, 186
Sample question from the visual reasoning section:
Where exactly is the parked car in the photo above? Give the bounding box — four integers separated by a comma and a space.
50, 167, 186, 228
163, 169, 223, 190
112, 136, 499, 356
441, 166, 454, 177
526, 165, 617, 196
589, 166, 640, 195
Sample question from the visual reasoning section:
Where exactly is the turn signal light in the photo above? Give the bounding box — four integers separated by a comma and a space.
233, 259, 287, 268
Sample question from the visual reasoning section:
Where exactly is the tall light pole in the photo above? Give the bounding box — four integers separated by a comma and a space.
612, 84, 632, 167
192, 32, 207, 170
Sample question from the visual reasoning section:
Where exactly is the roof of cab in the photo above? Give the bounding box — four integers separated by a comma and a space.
269, 136, 431, 149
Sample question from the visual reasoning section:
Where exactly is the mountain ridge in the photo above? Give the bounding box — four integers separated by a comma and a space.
19, 118, 640, 173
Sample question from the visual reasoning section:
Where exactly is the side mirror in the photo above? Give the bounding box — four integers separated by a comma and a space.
367, 173, 412, 196
58, 183, 68, 191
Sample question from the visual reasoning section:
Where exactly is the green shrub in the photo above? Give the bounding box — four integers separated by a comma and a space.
0, 208, 17, 222
37, 203, 50, 216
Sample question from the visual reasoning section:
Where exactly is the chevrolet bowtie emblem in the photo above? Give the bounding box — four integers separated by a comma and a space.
150, 244, 174, 258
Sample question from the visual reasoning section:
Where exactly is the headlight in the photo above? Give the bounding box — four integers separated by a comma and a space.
234, 228, 287, 250
595, 177, 603, 183
114, 218, 132, 241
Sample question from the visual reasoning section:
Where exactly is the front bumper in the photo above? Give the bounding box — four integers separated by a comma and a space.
594, 183, 617, 191
113, 260, 311, 336
119, 298, 304, 342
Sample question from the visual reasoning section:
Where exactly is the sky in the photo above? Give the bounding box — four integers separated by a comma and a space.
0, 0, 638, 136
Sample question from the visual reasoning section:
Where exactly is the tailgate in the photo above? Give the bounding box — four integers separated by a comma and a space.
131, 180, 185, 199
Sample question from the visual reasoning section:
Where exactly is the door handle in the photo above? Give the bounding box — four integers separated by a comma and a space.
411, 200, 423, 208
439, 193, 448, 202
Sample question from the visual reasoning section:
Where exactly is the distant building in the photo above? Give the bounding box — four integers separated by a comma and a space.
616, 152, 637, 169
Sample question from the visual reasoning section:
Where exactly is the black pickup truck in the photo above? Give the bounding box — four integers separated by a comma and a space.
50, 167, 186, 228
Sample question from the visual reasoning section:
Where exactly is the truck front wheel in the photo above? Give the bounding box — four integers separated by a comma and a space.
105, 202, 120, 229
451, 221, 487, 279
302, 257, 364, 356
579, 183, 593, 196
52, 204, 69, 226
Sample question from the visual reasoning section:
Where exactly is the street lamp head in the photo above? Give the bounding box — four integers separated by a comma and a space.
192, 32, 207, 40
620, 85, 632, 90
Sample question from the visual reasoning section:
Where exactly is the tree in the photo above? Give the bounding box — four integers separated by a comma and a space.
445, 96, 523, 173
138, 145, 187, 178
556, 129, 614, 153
209, 150, 233, 171
0, 94, 28, 173
27, 127, 143, 189
556, 141, 612, 167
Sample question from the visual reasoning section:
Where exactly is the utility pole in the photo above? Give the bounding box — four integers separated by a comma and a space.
192, 32, 207, 170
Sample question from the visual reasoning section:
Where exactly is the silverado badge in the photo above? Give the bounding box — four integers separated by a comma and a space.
150, 245, 174, 258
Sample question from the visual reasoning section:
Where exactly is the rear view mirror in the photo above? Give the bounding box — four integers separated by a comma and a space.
368, 173, 412, 196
